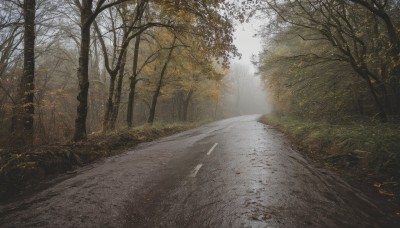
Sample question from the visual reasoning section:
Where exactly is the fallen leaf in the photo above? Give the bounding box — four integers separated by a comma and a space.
378, 189, 395, 197
373, 182, 381, 188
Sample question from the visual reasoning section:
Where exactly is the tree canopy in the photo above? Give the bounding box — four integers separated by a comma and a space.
0, 0, 238, 147
253, 0, 400, 122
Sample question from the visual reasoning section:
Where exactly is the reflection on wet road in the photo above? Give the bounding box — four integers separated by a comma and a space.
0, 115, 397, 227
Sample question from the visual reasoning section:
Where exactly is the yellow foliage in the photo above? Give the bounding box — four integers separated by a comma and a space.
47, 89, 66, 96
209, 86, 221, 101
142, 65, 154, 74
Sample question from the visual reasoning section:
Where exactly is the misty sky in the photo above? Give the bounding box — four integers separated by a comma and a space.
230, 18, 271, 115
233, 19, 263, 73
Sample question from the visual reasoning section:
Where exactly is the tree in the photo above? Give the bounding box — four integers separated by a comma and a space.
0, 1, 23, 132
254, 0, 400, 121
126, 0, 238, 126
94, 0, 168, 131
258, 28, 370, 120
148, 35, 177, 124
126, 0, 144, 128
11, 0, 36, 146
126, 21, 141, 127
0, 0, 238, 147
348, 0, 400, 116
73, 0, 128, 141
171, 45, 225, 121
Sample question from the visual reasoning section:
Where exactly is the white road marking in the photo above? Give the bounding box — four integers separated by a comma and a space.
189, 164, 203, 177
207, 143, 219, 156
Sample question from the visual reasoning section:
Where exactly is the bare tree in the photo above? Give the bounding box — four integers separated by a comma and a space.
72, 0, 128, 141
93, 0, 151, 131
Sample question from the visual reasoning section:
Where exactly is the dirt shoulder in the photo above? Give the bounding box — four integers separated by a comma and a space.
0, 122, 203, 203
259, 115, 400, 215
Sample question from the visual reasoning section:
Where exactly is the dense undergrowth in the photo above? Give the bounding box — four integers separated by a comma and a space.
0, 122, 203, 201
260, 115, 400, 197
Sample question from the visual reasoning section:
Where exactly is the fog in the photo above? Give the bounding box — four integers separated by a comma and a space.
227, 18, 272, 116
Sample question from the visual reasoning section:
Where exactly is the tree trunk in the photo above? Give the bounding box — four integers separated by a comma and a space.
148, 37, 176, 124
110, 49, 127, 130
73, 0, 92, 141
368, 81, 387, 122
13, 0, 36, 146
350, 60, 388, 122
350, 0, 400, 118
214, 100, 219, 119
177, 92, 183, 121
127, 30, 141, 127
390, 77, 400, 116
94, 15, 131, 132
103, 73, 117, 131
182, 90, 193, 121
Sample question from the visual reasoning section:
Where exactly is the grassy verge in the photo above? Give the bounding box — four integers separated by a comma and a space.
260, 115, 400, 198
0, 121, 204, 201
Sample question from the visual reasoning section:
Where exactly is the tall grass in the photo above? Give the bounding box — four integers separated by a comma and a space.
260, 115, 400, 175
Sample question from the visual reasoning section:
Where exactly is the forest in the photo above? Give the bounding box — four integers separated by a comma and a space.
0, 0, 241, 148
254, 0, 400, 196
1, 0, 400, 202
256, 0, 400, 122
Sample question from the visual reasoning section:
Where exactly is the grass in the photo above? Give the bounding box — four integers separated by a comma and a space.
0, 121, 206, 201
260, 114, 400, 196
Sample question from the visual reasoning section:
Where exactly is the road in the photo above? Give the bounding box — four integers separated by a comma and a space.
0, 115, 397, 227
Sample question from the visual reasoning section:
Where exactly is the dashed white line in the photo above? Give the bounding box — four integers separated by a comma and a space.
207, 143, 219, 156
189, 164, 203, 177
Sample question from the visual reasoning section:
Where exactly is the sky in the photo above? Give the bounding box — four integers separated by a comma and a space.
232, 20, 263, 73
229, 18, 272, 115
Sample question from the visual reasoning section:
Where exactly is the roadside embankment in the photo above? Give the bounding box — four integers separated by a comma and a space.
259, 115, 400, 203
0, 122, 204, 202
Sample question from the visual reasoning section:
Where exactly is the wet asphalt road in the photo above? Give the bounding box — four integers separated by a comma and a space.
0, 115, 398, 227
